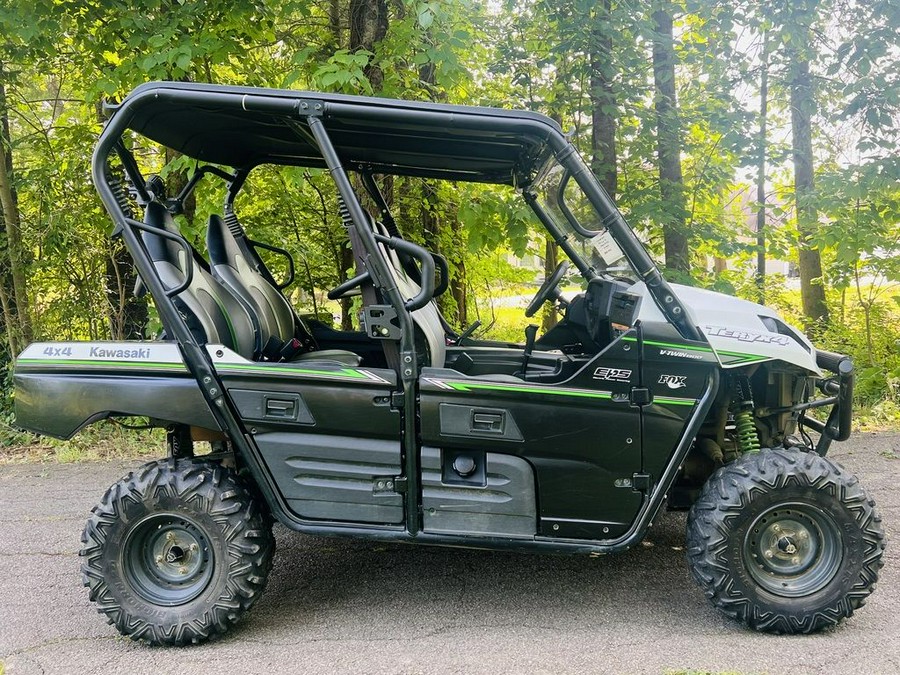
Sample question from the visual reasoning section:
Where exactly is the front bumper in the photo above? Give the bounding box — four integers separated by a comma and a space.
801, 349, 855, 454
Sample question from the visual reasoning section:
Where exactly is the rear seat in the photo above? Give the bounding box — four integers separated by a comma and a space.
142, 201, 361, 366
143, 201, 259, 359
370, 220, 448, 368
206, 212, 361, 366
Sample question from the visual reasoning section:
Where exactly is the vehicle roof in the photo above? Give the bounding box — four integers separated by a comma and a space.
115, 82, 565, 185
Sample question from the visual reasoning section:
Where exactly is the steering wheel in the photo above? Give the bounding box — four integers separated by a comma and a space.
525, 261, 570, 317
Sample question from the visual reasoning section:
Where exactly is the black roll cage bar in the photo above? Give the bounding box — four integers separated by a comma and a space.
91, 84, 709, 553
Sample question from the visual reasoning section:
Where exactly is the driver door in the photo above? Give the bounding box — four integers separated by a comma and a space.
418, 329, 643, 541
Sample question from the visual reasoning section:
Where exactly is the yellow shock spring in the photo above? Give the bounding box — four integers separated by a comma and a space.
734, 409, 760, 454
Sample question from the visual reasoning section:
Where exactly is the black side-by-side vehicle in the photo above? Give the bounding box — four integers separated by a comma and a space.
13, 82, 884, 645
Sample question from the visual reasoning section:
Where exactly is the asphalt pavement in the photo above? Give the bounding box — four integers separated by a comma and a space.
1, 432, 897, 674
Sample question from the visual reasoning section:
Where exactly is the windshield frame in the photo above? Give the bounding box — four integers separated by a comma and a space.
528, 159, 636, 283
523, 145, 703, 341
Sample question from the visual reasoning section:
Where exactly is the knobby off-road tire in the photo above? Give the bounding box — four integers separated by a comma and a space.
687, 447, 884, 634
80, 459, 275, 646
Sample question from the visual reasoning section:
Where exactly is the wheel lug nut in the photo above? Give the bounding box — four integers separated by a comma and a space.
798, 531, 808, 540
772, 524, 781, 533
179, 567, 187, 575
190, 543, 198, 552
166, 532, 175, 542
155, 555, 164, 563
764, 549, 774, 559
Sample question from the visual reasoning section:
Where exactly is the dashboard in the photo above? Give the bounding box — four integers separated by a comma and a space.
536, 277, 641, 355
586, 277, 641, 341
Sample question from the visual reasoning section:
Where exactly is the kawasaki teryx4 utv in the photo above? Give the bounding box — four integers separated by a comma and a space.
14, 82, 884, 645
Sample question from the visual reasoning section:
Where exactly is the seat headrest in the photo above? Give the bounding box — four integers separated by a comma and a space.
142, 201, 183, 266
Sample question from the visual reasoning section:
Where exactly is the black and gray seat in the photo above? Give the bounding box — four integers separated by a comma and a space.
206, 213, 362, 366
143, 201, 259, 358
370, 221, 448, 368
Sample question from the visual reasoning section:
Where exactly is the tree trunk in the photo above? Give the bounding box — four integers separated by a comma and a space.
449, 217, 467, 327
339, 242, 354, 330
755, 32, 768, 303
589, 0, 617, 200
0, 75, 32, 347
350, 0, 388, 91
328, 0, 342, 48
651, 4, 689, 274
0, 269, 16, 355
789, 31, 828, 327
105, 238, 150, 339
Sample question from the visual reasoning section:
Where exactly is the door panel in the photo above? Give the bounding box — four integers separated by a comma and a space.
420, 333, 643, 540
421, 446, 536, 537
635, 323, 719, 479
215, 357, 402, 524
255, 432, 403, 524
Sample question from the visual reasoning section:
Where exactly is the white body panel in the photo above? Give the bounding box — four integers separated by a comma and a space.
17, 341, 186, 367
632, 283, 821, 375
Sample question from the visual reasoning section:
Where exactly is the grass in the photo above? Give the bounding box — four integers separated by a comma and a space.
0, 422, 164, 465
857, 400, 900, 430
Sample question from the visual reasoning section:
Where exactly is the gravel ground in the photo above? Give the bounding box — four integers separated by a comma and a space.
0, 432, 897, 674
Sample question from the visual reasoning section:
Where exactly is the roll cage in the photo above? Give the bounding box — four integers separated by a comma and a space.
91, 82, 707, 551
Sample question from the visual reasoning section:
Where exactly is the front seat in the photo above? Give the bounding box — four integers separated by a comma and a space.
370, 221, 447, 368
207, 213, 362, 366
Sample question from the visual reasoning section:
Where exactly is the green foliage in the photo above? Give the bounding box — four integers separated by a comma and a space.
0, 361, 26, 448
464, 250, 535, 341
1, 0, 899, 466
458, 185, 536, 256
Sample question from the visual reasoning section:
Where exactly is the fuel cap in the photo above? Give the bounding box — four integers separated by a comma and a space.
452, 455, 477, 477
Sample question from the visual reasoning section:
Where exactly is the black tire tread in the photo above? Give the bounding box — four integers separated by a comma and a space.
686, 447, 885, 634
80, 458, 275, 646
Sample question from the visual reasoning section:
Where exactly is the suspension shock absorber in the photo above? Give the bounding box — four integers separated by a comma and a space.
106, 167, 135, 220
732, 374, 761, 454
337, 196, 353, 230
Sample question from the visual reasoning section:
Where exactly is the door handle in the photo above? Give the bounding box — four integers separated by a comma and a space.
265, 397, 296, 419
471, 411, 504, 433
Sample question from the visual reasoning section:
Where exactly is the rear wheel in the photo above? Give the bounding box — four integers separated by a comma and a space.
687, 447, 884, 633
80, 459, 274, 646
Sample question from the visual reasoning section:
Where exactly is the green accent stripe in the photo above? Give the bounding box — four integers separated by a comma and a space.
438, 379, 696, 407
622, 335, 773, 364
718, 353, 772, 364
654, 396, 697, 407
215, 362, 370, 380
443, 380, 613, 400
17, 358, 186, 371
622, 336, 712, 353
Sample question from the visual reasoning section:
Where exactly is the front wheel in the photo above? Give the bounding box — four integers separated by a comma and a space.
686, 447, 884, 633
80, 459, 275, 646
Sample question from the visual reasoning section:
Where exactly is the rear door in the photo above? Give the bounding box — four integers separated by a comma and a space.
212, 349, 403, 525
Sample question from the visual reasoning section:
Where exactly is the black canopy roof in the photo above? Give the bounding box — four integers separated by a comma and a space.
113, 82, 565, 185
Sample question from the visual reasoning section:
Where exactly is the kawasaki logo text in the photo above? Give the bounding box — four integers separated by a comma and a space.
89, 347, 151, 359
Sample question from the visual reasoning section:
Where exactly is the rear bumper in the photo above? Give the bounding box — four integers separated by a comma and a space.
801, 349, 854, 453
